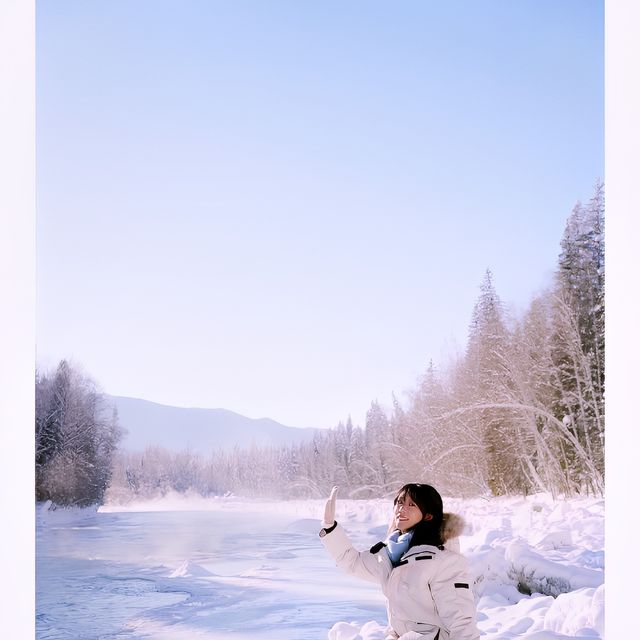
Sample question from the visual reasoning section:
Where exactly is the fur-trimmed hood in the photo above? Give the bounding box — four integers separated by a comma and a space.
441, 512, 466, 543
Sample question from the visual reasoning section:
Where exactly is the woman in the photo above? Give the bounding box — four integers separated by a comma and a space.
319, 484, 479, 640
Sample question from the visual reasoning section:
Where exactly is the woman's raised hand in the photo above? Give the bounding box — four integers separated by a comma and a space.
323, 486, 339, 526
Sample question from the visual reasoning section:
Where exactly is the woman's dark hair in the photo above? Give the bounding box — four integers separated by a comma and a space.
393, 483, 444, 548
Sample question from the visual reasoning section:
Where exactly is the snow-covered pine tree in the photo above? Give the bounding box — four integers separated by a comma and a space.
331, 416, 370, 495
364, 400, 395, 494
402, 361, 450, 486
558, 183, 604, 375
552, 181, 604, 492
463, 270, 528, 496
385, 390, 425, 485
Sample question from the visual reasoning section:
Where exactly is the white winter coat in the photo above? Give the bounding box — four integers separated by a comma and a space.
321, 520, 479, 640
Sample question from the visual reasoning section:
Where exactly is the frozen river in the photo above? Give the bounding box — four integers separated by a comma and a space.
36, 493, 605, 640
36, 502, 386, 639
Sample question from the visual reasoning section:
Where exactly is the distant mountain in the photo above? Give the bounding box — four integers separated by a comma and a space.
108, 395, 319, 453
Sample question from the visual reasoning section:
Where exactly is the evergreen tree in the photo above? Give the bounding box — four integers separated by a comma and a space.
552, 181, 605, 490
464, 270, 527, 495
364, 400, 394, 493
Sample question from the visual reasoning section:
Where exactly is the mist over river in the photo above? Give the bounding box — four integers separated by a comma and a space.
36, 501, 383, 639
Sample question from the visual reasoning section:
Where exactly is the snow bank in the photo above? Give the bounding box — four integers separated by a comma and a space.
506, 540, 602, 596
328, 620, 387, 640
543, 585, 604, 637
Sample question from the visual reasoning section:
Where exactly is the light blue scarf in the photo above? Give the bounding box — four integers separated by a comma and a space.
385, 530, 413, 565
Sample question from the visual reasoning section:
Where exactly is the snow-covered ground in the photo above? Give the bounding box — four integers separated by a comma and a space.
36, 492, 603, 639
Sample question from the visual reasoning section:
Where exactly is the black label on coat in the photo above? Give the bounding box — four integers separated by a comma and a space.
454, 582, 469, 589
369, 542, 386, 554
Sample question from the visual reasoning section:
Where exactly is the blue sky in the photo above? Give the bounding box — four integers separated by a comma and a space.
36, 0, 604, 429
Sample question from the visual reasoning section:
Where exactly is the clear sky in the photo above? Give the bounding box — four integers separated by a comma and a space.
35, 0, 604, 430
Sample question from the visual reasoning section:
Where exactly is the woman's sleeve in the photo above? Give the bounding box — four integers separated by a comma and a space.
429, 553, 480, 640
321, 522, 385, 584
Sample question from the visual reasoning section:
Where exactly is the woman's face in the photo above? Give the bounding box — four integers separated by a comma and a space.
393, 492, 425, 532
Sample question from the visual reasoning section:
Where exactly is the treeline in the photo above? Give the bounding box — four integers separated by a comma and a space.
105, 182, 604, 502
36, 361, 122, 506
